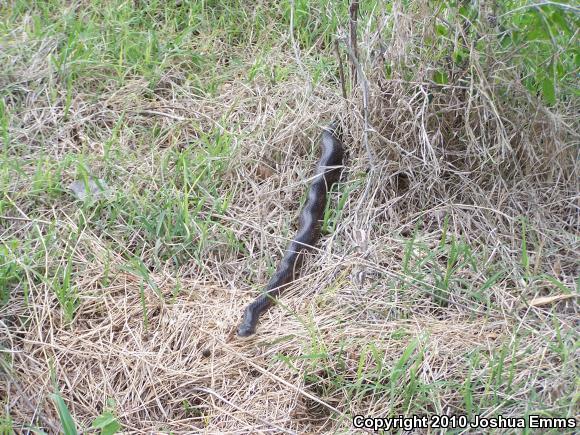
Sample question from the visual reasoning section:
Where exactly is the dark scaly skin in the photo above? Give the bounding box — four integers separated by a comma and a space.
237, 123, 344, 337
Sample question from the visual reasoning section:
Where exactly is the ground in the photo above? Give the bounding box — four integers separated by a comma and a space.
1, 1, 578, 433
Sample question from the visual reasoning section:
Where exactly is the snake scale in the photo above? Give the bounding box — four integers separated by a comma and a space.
237, 122, 344, 337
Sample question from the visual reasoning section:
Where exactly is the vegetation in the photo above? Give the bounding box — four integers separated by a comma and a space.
1, 0, 577, 432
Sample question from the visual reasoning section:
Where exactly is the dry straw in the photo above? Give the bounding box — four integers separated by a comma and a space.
2, 1, 578, 433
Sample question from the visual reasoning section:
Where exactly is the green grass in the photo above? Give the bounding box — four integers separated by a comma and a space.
0, 415, 14, 435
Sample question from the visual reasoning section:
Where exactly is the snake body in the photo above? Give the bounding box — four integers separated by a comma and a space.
237, 123, 344, 337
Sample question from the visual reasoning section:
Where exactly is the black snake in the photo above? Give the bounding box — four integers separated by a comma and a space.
237, 123, 344, 337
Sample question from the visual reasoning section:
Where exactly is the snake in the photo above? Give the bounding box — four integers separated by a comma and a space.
237, 122, 344, 337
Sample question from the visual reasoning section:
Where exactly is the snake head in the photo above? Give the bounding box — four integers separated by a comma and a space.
237, 306, 257, 337
237, 325, 255, 337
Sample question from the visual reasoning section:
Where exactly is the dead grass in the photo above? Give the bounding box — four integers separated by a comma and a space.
1, 1, 578, 433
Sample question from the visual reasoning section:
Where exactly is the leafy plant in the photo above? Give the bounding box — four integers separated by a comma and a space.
499, 1, 579, 103
91, 407, 121, 435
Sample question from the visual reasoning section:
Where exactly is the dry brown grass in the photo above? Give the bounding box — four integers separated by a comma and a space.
1, 1, 578, 433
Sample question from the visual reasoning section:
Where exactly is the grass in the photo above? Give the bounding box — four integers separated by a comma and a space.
1, 0, 578, 433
